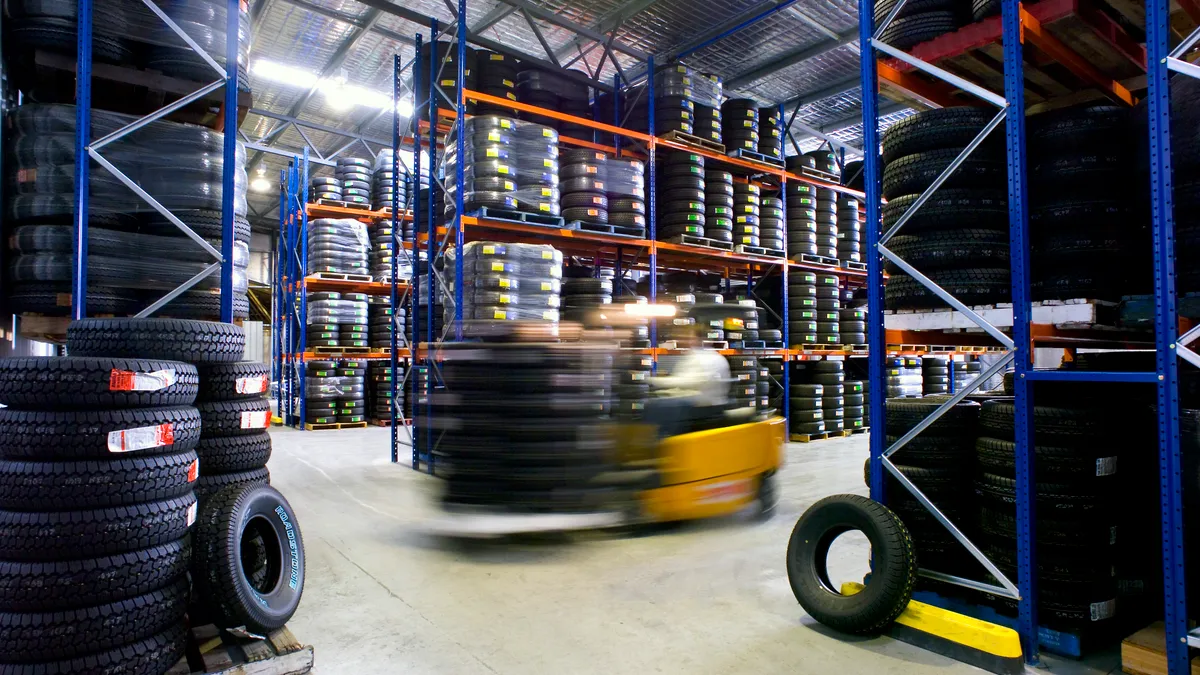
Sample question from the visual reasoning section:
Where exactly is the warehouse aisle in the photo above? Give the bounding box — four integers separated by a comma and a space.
269, 427, 1105, 675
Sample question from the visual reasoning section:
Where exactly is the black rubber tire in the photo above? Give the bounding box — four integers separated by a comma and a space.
976, 436, 1116, 480
0, 357, 198, 410
882, 107, 1003, 165
882, 189, 1008, 233
878, 11, 958, 50
67, 319, 245, 363
196, 433, 272, 474
0, 577, 188, 663
886, 269, 1011, 309
0, 450, 198, 511
886, 398, 980, 435
0, 494, 197, 562
883, 149, 1006, 200
874, 0, 958, 23
886, 229, 1010, 272
195, 467, 270, 504
192, 484, 304, 633
0, 623, 186, 675
196, 362, 271, 401
0, 539, 190, 613
0, 406, 201, 461
979, 400, 1107, 441
196, 398, 272, 438
785, 494, 916, 635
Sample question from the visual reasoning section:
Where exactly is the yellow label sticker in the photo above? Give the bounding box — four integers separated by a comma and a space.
498, 278, 511, 288
487, 131, 501, 142
502, 78, 514, 87
506, 93, 516, 100
541, 281, 552, 291
499, 294, 513, 304
490, 54, 505, 60
539, 203, 551, 212
737, 216, 750, 223
542, 250, 553, 259
743, 120, 752, 127
497, 165, 510, 174
543, 128, 553, 137
541, 188, 552, 196
544, 158, 553, 167
482, 245, 496, 255
493, 310, 507, 320
486, 148, 499, 158
441, 79, 456, 87
500, 119, 512, 128
491, 262, 504, 271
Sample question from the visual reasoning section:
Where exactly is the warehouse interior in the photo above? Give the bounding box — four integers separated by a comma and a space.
0, 0, 1197, 673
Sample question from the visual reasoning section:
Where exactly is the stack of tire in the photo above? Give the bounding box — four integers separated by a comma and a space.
839, 304, 866, 346
418, 41, 477, 119
732, 182, 762, 249
311, 176, 342, 201
873, 0, 964, 50
336, 158, 373, 206
786, 153, 818, 176
194, 357, 273, 501
369, 296, 402, 350
758, 106, 783, 161
444, 242, 563, 330
789, 270, 819, 347
145, 0, 251, 86
308, 218, 369, 277
956, 357, 983, 391
444, 115, 520, 216
560, 268, 613, 325
811, 187, 839, 261
474, 51, 519, 116
338, 294, 369, 349
307, 292, 368, 349
705, 167, 735, 245
373, 148, 406, 213
304, 360, 341, 426
975, 396, 1122, 630
370, 219, 395, 283
306, 304, 339, 349
405, 365, 431, 419
659, 289, 698, 343
806, 150, 840, 179
558, 149, 606, 225
815, 273, 841, 347
1028, 105, 1143, 301
332, 359, 366, 425
367, 361, 397, 423
658, 151, 707, 240
608, 159, 648, 236
687, 301, 729, 345
759, 195, 785, 253
5, 104, 251, 320
845, 379, 866, 431
693, 100, 723, 145
722, 99, 759, 154
837, 195, 863, 265
614, 352, 653, 419
786, 181, 818, 260
872, 397, 981, 576
886, 356, 923, 397
764, 358, 785, 411
881, 108, 1009, 310
724, 301, 760, 349
728, 355, 759, 411
557, 77, 594, 142
433, 341, 616, 513
513, 121, 561, 217
815, 361, 845, 433
516, 66, 587, 138
790, 378, 825, 437
923, 356, 950, 395
623, 85, 694, 137
0, 352, 201, 674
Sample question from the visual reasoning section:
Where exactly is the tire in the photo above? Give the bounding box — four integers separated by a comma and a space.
886, 229, 1009, 271
0, 494, 197, 561
0, 623, 186, 674
196, 362, 271, 401
885, 269, 1011, 309
979, 400, 1107, 441
195, 467, 270, 503
0, 577, 187, 663
192, 484, 304, 633
0, 539, 190, 612
0, 450, 198, 511
67, 319, 245, 363
886, 398, 980, 435
881, 108, 1003, 165
196, 398, 272, 437
976, 436, 1117, 479
882, 189, 1008, 233
0, 357, 198, 410
0, 406, 201, 460
883, 149, 1006, 200
785, 495, 916, 634
878, 11, 957, 50
196, 433, 272, 473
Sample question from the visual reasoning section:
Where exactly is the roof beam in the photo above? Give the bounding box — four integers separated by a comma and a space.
484, 0, 650, 60
790, 101, 906, 140
660, 0, 801, 62
273, 0, 415, 44
780, 75, 860, 110
551, 0, 661, 62
724, 28, 858, 90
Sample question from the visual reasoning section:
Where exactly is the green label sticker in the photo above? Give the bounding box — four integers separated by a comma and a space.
801, 298, 816, 307
801, 311, 814, 318
714, 206, 730, 215
687, 214, 700, 221
688, 202, 703, 210
690, 166, 702, 174
684, 225, 703, 233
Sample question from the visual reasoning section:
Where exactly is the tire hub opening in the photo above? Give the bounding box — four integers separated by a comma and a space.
242, 515, 283, 595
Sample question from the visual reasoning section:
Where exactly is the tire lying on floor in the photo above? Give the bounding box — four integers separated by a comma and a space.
786, 494, 917, 634
192, 483, 305, 633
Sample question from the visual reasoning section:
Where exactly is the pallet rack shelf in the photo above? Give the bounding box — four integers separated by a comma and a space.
863, 0, 1195, 669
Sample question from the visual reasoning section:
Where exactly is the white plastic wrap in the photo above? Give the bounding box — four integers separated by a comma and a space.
655, 65, 722, 108
442, 115, 560, 216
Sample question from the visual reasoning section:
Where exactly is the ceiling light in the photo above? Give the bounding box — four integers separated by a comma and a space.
252, 59, 319, 88
251, 167, 271, 193
253, 58, 413, 115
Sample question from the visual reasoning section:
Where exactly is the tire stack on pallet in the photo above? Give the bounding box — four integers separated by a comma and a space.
837, 195, 863, 265
723, 301, 760, 349
758, 106, 783, 162
974, 396, 1123, 632
418, 41, 477, 119
805, 150, 840, 179
760, 195, 785, 253
922, 356, 950, 395
816, 361, 845, 434
311, 176, 342, 201
786, 181, 819, 260
886, 356, 923, 397
559, 149, 608, 225
444, 242, 563, 332
839, 304, 866, 347
332, 359, 366, 426
607, 159, 648, 236
513, 121, 561, 218
705, 167, 735, 246
336, 158, 372, 207
194, 358, 273, 502
369, 297, 402, 351
873, 398, 982, 577
308, 218, 370, 277
444, 115, 518, 216
474, 51, 519, 116
373, 148, 406, 213
722, 99, 759, 154
727, 355, 759, 412
516, 67, 589, 140
845, 379, 866, 431
733, 182, 762, 249
765, 358, 785, 412
874, 0, 967, 50
307, 292, 368, 350
693, 95, 723, 146
304, 360, 342, 426
816, 274, 841, 348
659, 151, 707, 241
1028, 105, 1143, 301
5, 104, 251, 320
337, 294, 369, 350
789, 270, 820, 347
368, 361, 398, 424
433, 341, 616, 514
0, 352, 201, 674
560, 267, 613, 326
814, 187, 839, 261
790, 380, 825, 438
880, 108, 1010, 310
955, 357, 983, 391
614, 352, 653, 419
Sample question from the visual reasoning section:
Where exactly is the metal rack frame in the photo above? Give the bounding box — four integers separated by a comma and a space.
862, 0, 1192, 668
72, 0, 241, 322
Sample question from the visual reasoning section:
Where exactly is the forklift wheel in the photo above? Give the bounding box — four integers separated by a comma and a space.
756, 472, 778, 520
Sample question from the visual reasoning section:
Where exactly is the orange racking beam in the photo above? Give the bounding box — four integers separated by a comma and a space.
876, 60, 962, 108
1019, 5, 1136, 106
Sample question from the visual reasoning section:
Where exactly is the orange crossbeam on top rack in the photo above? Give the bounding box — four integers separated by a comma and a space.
1018, 5, 1136, 106
463, 89, 654, 144
459, 215, 655, 251
300, 276, 409, 296
297, 350, 410, 360
306, 203, 413, 222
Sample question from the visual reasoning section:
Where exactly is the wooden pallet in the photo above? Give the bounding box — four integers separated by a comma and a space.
664, 234, 734, 251
1121, 622, 1200, 675
314, 198, 371, 211
659, 130, 725, 154
307, 272, 373, 283
166, 624, 313, 675
842, 260, 867, 271
796, 166, 839, 183
734, 244, 785, 258
790, 431, 830, 443
789, 253, 839, 267
726, 148, 785, 170
304, 421, 369, 430
849, 426, 869, 435
702, 340, 729, 349
311, 345, 371, 355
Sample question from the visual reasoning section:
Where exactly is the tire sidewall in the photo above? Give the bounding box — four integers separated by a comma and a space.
235, 488, 305, 628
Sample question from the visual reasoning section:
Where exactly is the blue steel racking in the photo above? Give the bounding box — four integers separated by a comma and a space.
72, 0, 241, 322
862, 0, 1194, 669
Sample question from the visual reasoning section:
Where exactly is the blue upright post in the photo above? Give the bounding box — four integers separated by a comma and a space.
219, 0, 239, 323
391, 52, 402, 464
297, 149, 310, 428
276, 170, 287, 423
72, 0, 93, 320
425, 19, 438, 469
411, 32, 424, 470
1001, 0, 1038, 661
779, 101, 790, 428
613, 73, 622, 156
1147, 0, 1189, 669
859, 0, 886, 502
453, 0, 466, 341
647, 55, 657, 364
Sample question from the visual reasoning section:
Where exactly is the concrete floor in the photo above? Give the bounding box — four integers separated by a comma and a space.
269, 426, 1121, 675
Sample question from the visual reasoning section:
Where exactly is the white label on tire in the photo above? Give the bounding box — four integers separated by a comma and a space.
1095, 457, 1117, 476
1089, 599, 1116, 622
107, 423, 174, 453
240, 411, 271, 429
235, 375, 270, 395
109, 369, 177, 392
186, 501, 198, 527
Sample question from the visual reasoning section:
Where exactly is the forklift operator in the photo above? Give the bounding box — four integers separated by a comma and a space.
645, 325, 731, 438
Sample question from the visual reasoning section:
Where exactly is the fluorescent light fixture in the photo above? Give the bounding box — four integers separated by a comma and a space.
250, 167, 271, 193
624, 303, 676, 318
253, 59, 413, 116
252, 59, 319, 88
